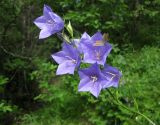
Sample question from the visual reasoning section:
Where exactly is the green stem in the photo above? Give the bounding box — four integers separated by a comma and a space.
107, 89, 155, 125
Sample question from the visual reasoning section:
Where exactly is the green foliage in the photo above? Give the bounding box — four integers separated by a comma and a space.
30, 59, 57, 102
0, 76, 8, 86
0, 101, 17, 113
16, 46, 160, 125
0, 75, 17, 124
79, 46, 160, 125
18, 60, 88, 125
0, 76, 12, 113
57, 0, 160, 46
18, 103, 89, 125
0, 0, 160, 125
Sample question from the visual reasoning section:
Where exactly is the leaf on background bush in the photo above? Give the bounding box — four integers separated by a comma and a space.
133, 98, 139, 111
0, 102, 13, 113
0, 75, 8, 86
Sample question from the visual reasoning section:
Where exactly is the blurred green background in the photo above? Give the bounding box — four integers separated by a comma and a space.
0, 0, 160, 125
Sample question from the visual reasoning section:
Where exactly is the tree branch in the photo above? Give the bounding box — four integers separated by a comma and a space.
0, 45, 32, 60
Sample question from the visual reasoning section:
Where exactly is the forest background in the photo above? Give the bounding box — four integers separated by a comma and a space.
0, 0, 160, 125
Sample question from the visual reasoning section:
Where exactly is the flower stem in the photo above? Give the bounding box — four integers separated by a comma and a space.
107, 89, 155, 125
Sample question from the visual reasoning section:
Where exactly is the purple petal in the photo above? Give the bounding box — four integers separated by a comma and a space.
49, 12, 63, 23
75, 56, 81, 68
100, 43, 112, 65
51, 51, 66, 64
83, 52, 96, 64
56, 61, 76, 75
79, 32, 92, 53
90, 82, 102, 98
72, 39, 83, 54
34, 16, 46, 29
100, 80, 112, 88
62, 42, 79, 60
78, 77, 92, 91
78, 70, 89, 79
43, 4, 53, 18
110, 76, 120, 88
81, 32, 91, 40
81, 63, 100, 76
78, 78, 102, 98
102, 65, 122, 88
91, 32, 103, 42
103, 43, 112, 55
39, 29, 52, 39
104, 64, 122, 75
48, 12, 64, 30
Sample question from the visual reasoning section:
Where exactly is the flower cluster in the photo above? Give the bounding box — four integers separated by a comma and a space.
34, 5, 122, 98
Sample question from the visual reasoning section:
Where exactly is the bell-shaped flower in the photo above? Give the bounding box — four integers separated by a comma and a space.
52, 42, 81, 75
34, 4, 64, 39
102, 64, 122, 88
80, 32, 112, 66
78, 63, 109, 97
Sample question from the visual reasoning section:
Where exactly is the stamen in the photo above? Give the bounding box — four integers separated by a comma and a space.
72, 60, 77, 64
91, 76, 98, 82
105, 72, 116, 81
93, 40, 104, 46
65, 56, 77, 64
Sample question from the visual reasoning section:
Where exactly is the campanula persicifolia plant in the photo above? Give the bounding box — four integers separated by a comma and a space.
34, 4, 155, 125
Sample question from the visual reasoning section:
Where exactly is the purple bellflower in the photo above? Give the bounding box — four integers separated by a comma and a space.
78, 63, 109, 97
72, 32, 91, 54
52, 42, 81, 75
80, 32, 112, 66
102, 64, 122, 88
34, 5, 64, 39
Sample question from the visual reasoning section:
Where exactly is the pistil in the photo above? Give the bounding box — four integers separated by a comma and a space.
47, 19, 55, 25
95, 50, 101, 60
91, 76, 98, 82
